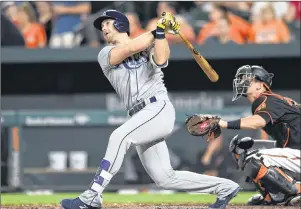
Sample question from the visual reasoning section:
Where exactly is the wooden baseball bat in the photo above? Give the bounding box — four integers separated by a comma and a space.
177, 31, 219, 82
161, 11, 218, 82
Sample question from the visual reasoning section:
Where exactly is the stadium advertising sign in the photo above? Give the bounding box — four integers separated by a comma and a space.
23, 113, 90, 126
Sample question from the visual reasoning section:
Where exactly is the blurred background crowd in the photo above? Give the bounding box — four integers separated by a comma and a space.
1, 1, 300, 49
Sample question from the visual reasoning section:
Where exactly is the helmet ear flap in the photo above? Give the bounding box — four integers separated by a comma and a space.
113, 19, 129, 35
113, 20, 119, 32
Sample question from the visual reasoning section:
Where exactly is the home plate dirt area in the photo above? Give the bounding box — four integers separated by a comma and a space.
2, 204, 300, 209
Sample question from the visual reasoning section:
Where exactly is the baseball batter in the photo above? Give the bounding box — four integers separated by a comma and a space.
61, 10, 239, 209
185, 65, 301, 206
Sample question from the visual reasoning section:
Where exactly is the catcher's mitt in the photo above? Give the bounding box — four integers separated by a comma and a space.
185, 114, 221, 141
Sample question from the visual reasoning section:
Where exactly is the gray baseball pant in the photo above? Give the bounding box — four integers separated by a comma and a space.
79, 100, 239, 207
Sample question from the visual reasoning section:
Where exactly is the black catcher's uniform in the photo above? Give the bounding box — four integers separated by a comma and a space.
230, 65, 301, 206
252, 91, 301, 150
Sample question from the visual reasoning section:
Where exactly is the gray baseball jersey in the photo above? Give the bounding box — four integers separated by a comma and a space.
78, 44, 240, 208
98, 44, 170, 110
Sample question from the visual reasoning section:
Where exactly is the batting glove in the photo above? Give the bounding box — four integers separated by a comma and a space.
167, 20, 180, 35
156, 18, 168, 30
161, 12, 180, 35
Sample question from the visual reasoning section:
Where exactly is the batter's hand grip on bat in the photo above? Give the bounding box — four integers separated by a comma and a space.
178, 31, 219, 82
160, 12, 176, 25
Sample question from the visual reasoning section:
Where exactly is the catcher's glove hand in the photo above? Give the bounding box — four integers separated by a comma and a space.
185, 114, 221, 141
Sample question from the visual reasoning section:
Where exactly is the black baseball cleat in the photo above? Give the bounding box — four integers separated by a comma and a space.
247, 194, 264, 205
248, 193, 301, 206
61, 197, 100, 209
208, 187, 240, 209
288, 195, 301, 206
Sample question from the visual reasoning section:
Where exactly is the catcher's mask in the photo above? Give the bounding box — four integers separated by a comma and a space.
232, 65, 274, 101
229, 135, 254, 169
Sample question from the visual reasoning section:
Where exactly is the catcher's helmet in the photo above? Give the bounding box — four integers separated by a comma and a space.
232, 65, 274, 101
93, 10, 130, 35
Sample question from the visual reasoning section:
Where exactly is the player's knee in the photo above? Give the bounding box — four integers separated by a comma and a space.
153, 170, 176, 189
226, 180, 240, 191
155, 179, 173, 189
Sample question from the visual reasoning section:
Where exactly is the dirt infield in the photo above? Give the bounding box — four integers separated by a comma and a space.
1, 204, 300, 209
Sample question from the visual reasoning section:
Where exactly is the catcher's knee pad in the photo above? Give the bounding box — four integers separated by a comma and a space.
244, 157, 300, 197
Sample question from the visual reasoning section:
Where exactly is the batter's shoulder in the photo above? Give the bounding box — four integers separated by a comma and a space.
98, 45, 118, 73
98, 45, 116, 61
99, 45, 116, 55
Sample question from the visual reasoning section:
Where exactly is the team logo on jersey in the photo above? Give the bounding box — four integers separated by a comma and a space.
257, 102, 266, 111
122, 50, 149, 70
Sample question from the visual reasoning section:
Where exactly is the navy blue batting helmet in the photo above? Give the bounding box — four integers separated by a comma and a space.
93, 10, 130, 35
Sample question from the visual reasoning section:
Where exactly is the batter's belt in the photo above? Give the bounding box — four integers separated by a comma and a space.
128, 96, 157, 116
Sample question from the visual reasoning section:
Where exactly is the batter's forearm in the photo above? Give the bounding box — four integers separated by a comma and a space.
152, 20, 170, 65
110, 32, 154, 66
128, 31, 154, 53
153, 39, 170, 65
219, 115, 266, 130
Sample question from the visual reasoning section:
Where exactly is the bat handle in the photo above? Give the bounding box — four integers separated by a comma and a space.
178, 31, 184, 38
178, 31, 195, 52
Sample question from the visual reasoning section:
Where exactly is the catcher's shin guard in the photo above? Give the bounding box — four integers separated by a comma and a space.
261, 167, 299, 195
244, 158, 300, 204
244, 158, 270, 202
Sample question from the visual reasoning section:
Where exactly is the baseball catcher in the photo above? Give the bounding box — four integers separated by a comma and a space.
185, 65, 301, 206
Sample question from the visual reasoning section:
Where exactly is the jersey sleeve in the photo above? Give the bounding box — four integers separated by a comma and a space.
148, 45, 168, 69
97, 45, 117, 74
252, 95, 285, 125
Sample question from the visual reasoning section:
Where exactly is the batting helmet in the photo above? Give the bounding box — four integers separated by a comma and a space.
93, 10, 130, 35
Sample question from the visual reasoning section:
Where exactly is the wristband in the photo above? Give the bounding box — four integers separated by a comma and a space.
227, 119, 241, 129
156, 27, 165, 39
151, 29, 156, 38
